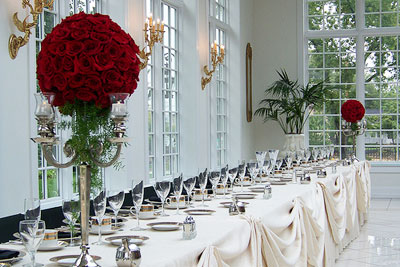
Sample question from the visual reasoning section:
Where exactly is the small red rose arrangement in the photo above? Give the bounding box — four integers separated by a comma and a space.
37, 12, 141, 109
341, 99, 365, 123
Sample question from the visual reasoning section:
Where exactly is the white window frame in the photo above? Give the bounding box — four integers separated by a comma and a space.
209, 0, 230, 169
301, 0, 400, 165
146, 0, 182, 182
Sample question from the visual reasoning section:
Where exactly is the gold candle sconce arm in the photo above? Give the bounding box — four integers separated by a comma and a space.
139, 16, 164, 70
201, 42, 225, 90
8, 0, 54, 59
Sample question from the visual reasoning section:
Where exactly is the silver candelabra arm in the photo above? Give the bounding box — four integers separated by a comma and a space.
89, 142, 123, 168
42, 143, 78, 168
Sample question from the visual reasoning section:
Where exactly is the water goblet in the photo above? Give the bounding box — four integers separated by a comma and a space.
198, 172, 208, 207
19, 220, 45, 267
172, 174, 183, 215
312, 147, 319, 163
255, 151, 267, 173
154, 180, 171, 216
304, 149, 311, 163
131, 180, 144, 231
24, 198, 41, 221
285, 152, 293, 170
62, 198, 80, 246
268, 149, 279, 169
92, 187, 107, 245
220, 166, 230, 198
238, 163, 246, 192
275, 158, 283, 171
228, 167, 238, 192
262, 160, 271, 176
295, 150, 303, 166
183, 176, 196, 207
108, 190, 125, 228
209, 171, 220, 198
247, 161, 257, 184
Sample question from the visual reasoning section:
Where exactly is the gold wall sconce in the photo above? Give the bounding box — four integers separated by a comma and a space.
9, 0, 54, 59
201, 41, 225, 90
139, 14, 164, 70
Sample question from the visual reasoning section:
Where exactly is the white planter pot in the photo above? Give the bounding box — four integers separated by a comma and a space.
282, 134, 305, 154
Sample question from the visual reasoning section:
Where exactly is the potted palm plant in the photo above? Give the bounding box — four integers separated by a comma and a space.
254, 69, 328, 152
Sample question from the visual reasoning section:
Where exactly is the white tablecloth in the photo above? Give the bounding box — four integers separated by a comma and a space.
4, 161, 370, 267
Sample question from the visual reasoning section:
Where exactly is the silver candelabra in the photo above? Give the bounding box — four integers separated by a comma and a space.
342, 119, 366, 161
32, 93, 129, 267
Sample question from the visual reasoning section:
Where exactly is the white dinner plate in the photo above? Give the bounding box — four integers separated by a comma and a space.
219, 201, 249, 208
89, 227, 120, 235
105, 235, 149, 246
147, 222, 182, 231
184, 209, 216, 215
248, 186, 265, 192
38, 241, 68, 251
270, 181, 287, 185
232, 193, 257, 199
50, 255, 101, 266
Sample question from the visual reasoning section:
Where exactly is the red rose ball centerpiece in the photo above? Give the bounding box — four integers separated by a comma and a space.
36, 12, 142, 187
341, 99, 367, 159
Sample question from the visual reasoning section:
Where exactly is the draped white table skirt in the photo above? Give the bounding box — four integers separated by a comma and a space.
6, 161, 370, 267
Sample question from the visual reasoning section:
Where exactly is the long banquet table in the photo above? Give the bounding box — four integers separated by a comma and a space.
4, 161, 371, 267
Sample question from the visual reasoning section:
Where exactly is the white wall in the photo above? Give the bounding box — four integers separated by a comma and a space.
250, 0, 400, 198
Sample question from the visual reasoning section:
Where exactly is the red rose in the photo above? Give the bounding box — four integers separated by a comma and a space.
62, 56, 74, 71
83, 39, 102, 55
102, 69, 123, 88
76, 88, 97, 102
105, 42, 122, 59
51, 73, 67, 91
112, 31, 130, 44
71, 20, 93, 31
66, 41, 84, 56
90, 32, 111, 44
38, 56, 54, 78
116, 57, 130, 72
52, 27, 70, 40
71, 28, 89, 40
48, 42, 67, 56
76, 54, 94, 74
94, 52, 114, 71
85, 75, 102, 91
69, 73, 85, 88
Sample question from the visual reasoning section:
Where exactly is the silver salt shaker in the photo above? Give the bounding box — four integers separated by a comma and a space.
263, 182, 272, 199
229, 196, 239, 215
182, 216, 197, 240
116, 238, 141, 267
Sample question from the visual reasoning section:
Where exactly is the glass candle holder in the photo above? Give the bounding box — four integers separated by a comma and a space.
109, 93, 129, 119
34, 93, 55, 119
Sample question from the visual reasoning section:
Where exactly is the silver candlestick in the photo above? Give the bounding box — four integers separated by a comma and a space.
342, 119, 366, 161
32, 93, 129, 267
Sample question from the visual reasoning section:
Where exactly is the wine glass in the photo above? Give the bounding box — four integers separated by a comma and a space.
285, 152, 293, 171
172, 174, 183, 215
183, 176, 196, 207
312, 147, 319, 163
131, 180, 144, 231
295, 150, 303, 166
107, 190, 125, 228
220, 166, 229, 198
19, 220, 45, 267
262, 160, 271, 176
304, 149, 311, 163
275, 158, 283, 171
255, 151, 267, 178
92, 187, 107, 245
238, 163, 246, 192
268, 149, 279, 169
62, 197, 80, 246
209, 171, 220, 198
154, 180, 171, 216
198, 172, 208, 207
228, 167, 238, 192
247, 161, 257, 184
24, 198, 41, 221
